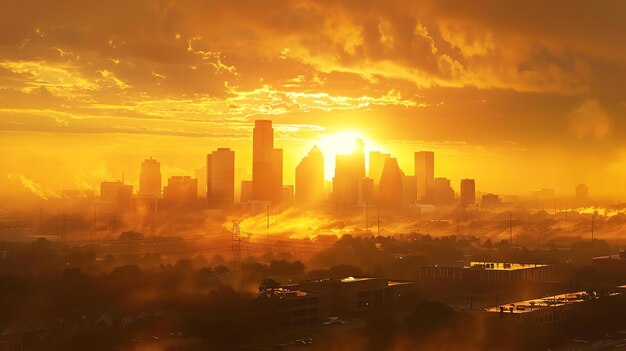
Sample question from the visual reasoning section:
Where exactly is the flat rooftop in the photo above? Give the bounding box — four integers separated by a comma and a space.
484, 291, 600, 314
468, 262, 549, 271
422, 262, 549, 271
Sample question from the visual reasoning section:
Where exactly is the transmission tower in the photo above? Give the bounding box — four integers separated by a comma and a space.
232, 221, 242, 265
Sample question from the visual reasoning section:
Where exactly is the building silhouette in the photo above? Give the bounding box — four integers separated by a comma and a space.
369, 151, 390, 185
402, 175, 417, 205
358, 177, 375, 205
295, 146, 325, 206
575, 184, 589, 205
240, 180, 253, 202
206, 148, 235, 208
101, 181, 133, 210
378, 157, 404, 208
460, 179, 476, 207
414, 151, 434, 202
426, 177, 454, 206
138, 158, 161, 198
332, 139, 366, 213
252, 120, 283, 205
482, 193, 501, 208
163, 176, 198, 210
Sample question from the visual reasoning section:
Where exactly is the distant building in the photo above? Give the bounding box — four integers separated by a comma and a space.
295, 146, 325, 206
369, 151, 390, 185
426, 177, 454, 206
100, 181, 133, 210
287, 277, 416, 318
358, 177, 375, 205
482, 193, 501, 208
402, 175, 417, 205
195, 168, 206, 198
332, 139, 366, 213
482, 290, 615, 326
417, 262, 557, 285
282, 185, 294, 208
163, 176, 198, 210
207, 148, 235, 208
240, 180, 253, 202
138, 158, 161, 198
252, 120, 283, 205
460, 179, 476, 207
414, 151, 434, 202
592, 251, 626, 280
379, 157, 404, 208
575, 184, 589, 205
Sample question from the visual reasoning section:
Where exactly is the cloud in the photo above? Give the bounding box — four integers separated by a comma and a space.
568, 99, 611, 140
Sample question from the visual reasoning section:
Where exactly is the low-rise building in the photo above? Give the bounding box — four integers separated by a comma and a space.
417, 261, 557, 285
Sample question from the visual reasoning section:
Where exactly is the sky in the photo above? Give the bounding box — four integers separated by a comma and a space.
2, 0, 626, 200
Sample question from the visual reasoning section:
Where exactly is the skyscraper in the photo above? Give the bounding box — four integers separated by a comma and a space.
295, 146, 325, 206
207, 148, 235, 208
139, 158, 161, 198
426, 177, 455, 206
332, 139, 366, 212
252, 120, 283, 205
163, 176, 198, 210
369, 151, 390, 185
460, 179, 476, 207
378, 157, 404, 208
358, 177, 375, 205
415, 151, 434, 202
100, 181, 133, 210
576, 184, 589, 205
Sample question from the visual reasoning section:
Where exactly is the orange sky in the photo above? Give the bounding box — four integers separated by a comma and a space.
2, 0, 626, 200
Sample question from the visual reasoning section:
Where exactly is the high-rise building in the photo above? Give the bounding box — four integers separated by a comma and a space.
415, 151, 434, 202
427, 177, 455, 206
576, 184, 589, 205
207, 148, 235, 208
282, 185, 294, 207
369, 151, 390, 185
482, 193, 501, 208
195, 168, 207, 199
358, 177, 375, 205
139, 158, 161, 198
332, 139, 366, 212
252, 120, 283, 205
163, 176, 198, 209
460, 179, 476, 207
295, 146, 325, 206
379, 157, 404, 208
101, 181, 133, 210
402, 175, 417, 205
240, 180, 253, 202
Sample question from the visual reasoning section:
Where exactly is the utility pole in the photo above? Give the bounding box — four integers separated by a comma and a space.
92, 204, 96, 247
509, 212, 513, 245
377, 205, 380, 237
591, 214, 594, 242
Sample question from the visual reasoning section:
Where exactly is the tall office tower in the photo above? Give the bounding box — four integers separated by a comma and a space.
402, 175, 417, 205
426, 177, 455, 206
240, 180, 253, 202
101, 181, 133, 210
295, 146, 325, 206
206, 148, 235, 208
358, 177, 375, 205
415, 151, 434, 202
332, 139, 366, 212
139, 158, 161, 198
252, 120, 283, 205
482, 193, 501, 208
378, 158, 404, 208
282, 185, 294, 207
163, 176, 198, 209
575, 184, 589, 205
195, 168, 206, 199
460, 179, 476, 207
369, 151, 390, 185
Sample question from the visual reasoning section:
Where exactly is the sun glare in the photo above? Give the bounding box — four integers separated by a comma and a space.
317, 131, 377, 180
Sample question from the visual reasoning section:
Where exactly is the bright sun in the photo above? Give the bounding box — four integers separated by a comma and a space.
317, 131, 379, 180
